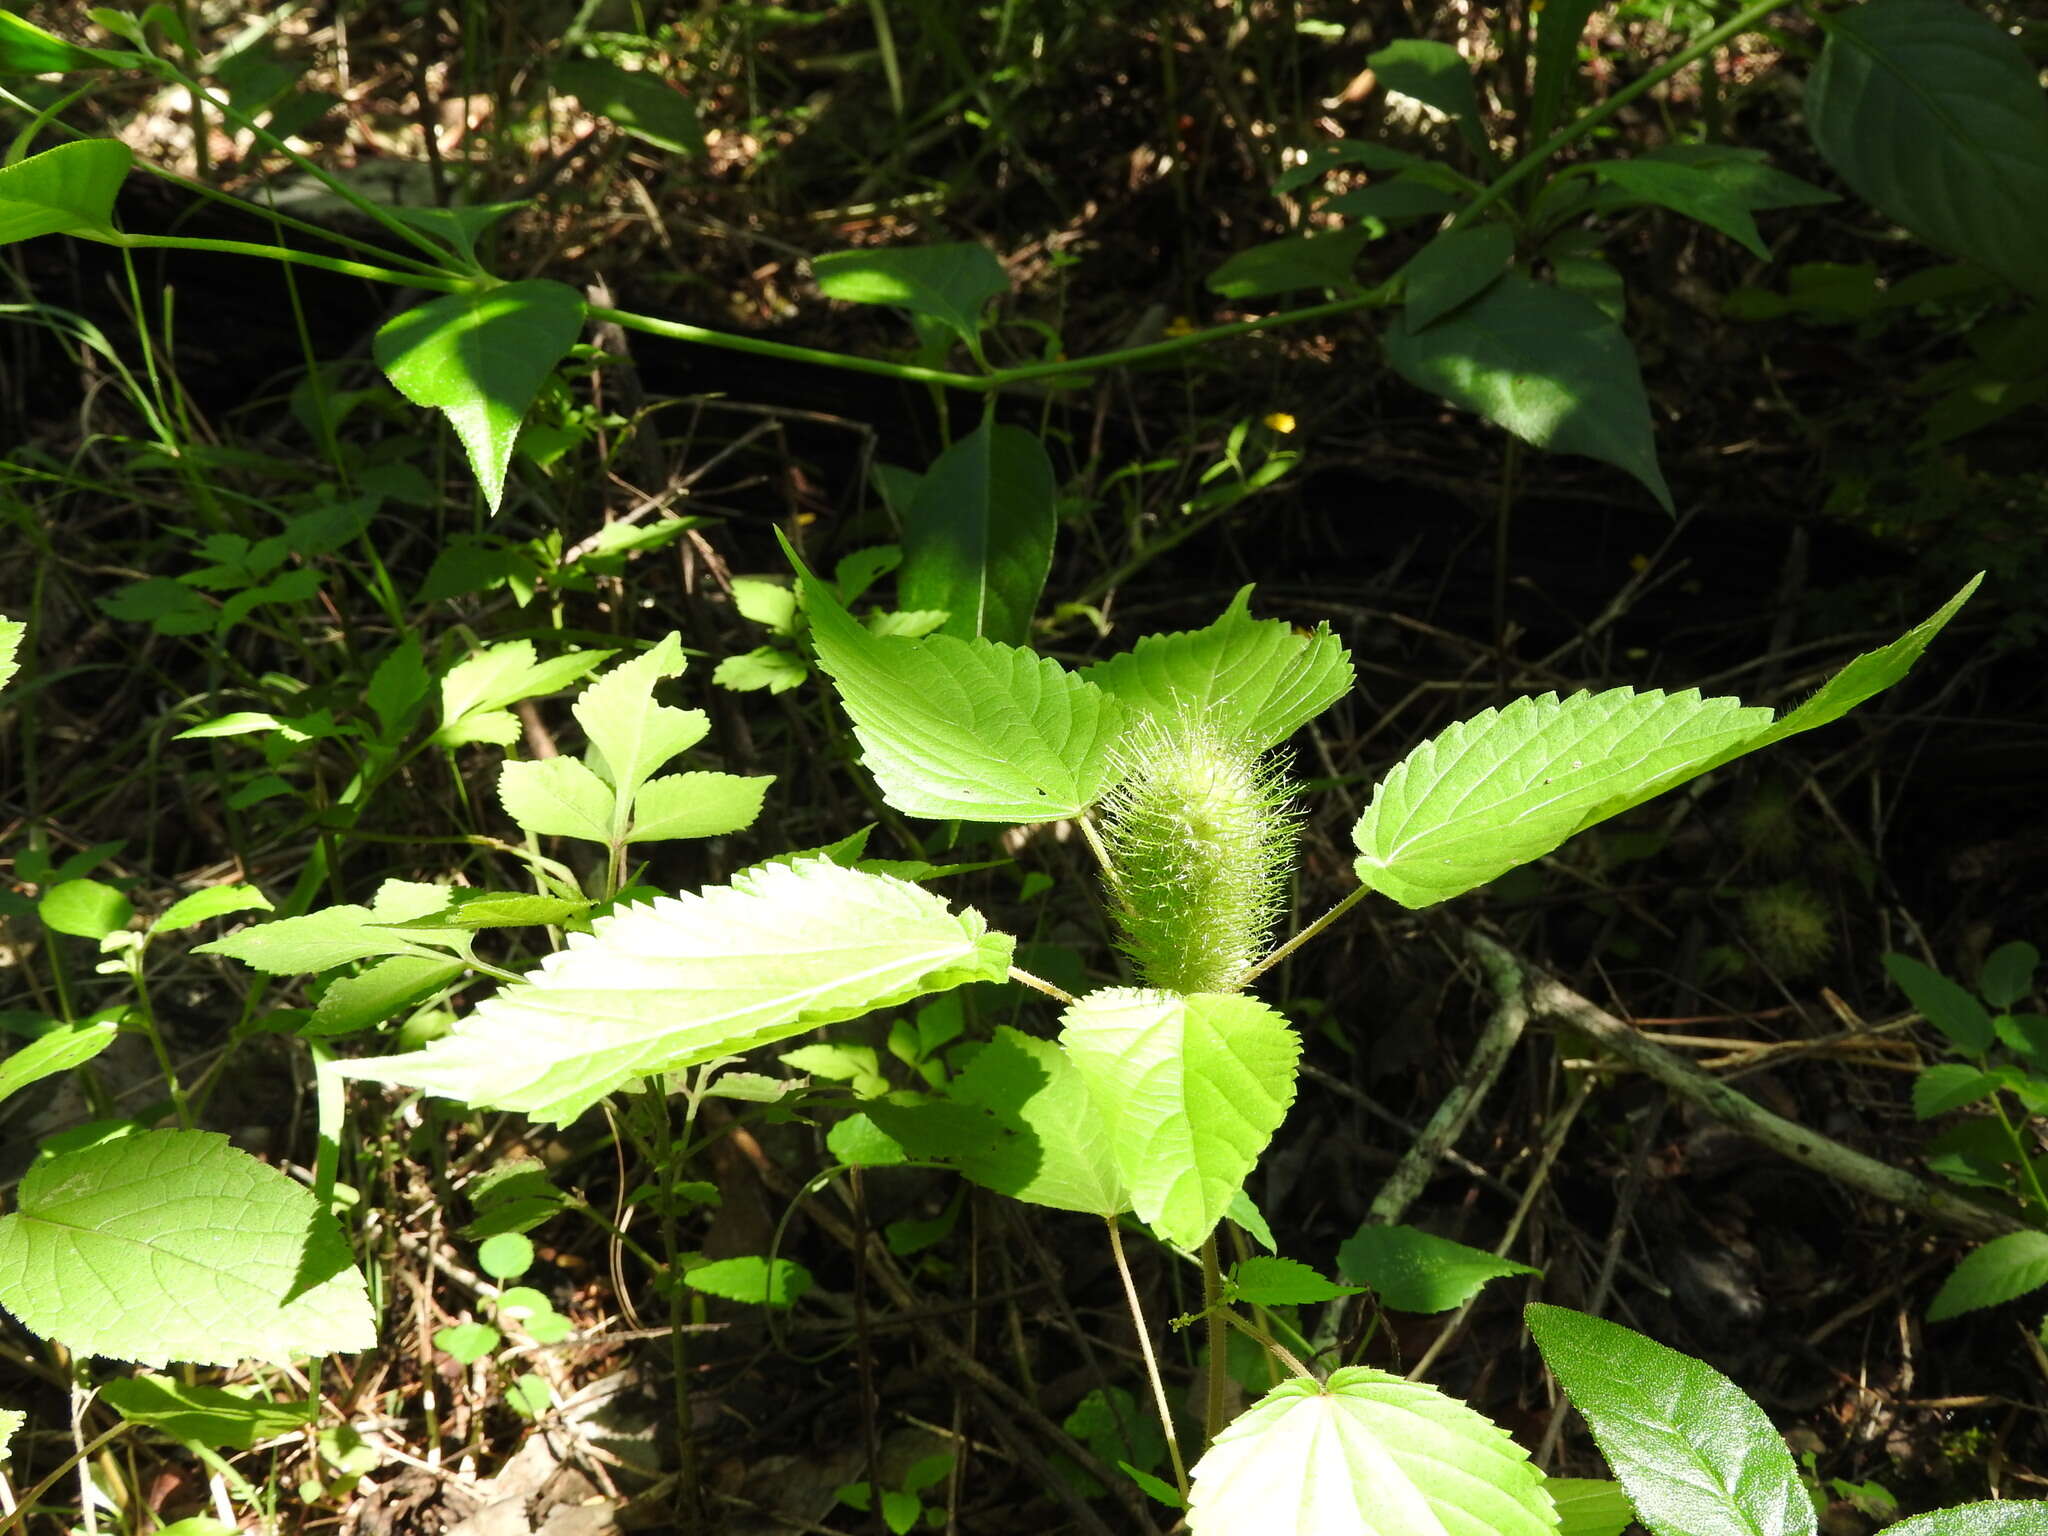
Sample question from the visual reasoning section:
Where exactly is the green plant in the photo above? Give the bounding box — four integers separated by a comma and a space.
1889, 942, 2048, 1324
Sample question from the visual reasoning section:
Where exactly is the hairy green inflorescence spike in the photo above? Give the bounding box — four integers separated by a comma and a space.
1097, 714, 1301, 994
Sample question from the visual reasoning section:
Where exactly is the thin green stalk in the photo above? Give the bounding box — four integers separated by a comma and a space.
110, 234, 467, 291
1992, 1095, 2048, 1224
1201, 1235, 1227, 1447
646, 1078, 705, 1531
1239, 883, 1371, 988
1104, 1216, 1189, 1501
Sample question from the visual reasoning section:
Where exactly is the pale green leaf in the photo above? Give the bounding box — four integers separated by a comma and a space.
1082, 586, 1354, 749
39, 878, 133, 939
731, 577, 797, 632
713, 645, 808, 694
0, 1406, 20, 1462
0, 1129, 375, 1367
366, 637, 429, 738
435, 1321, 500, 1364
1544, 1479, 1636, 1536
499, 755, 616, 843
0, 616, 22, 693
1401, 222, 1515, 330
555, 57, 701, 155
1187, 1367, 1557, 1536
1756, 578, 1979, 747
0, 140, 130, 246
1526, 1303, 1813, 1536
900, 420, 1056, 646
1807, 0, 2048, 296
574, 634, 706, 813
1926, 1231, 2048, 1322
684, 1256, 812, 1307
1385, 274, 1672, 513
333, 859, 1014, 1124
812, 243, 1008, 349
197, 905, 450, 974
374, 891, 589, 930
100, 1376, 314, 1451
309, 955, 465, 1037
373, 280, 587, 511
155, 884, 272, 936
434, 641, 611, 748
1336, 1223, 1537, 1313
1352, 688, 1769, 908
0, 1020, 120, 1106
627, 771, 773, 842
1061, 989, 1298, 1249
794, 542, 1123, 823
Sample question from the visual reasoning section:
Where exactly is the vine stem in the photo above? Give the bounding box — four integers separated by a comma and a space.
1007, 965, 1076, 1007
1200, 1235, 1227, 1447
1104, 1216, 1189, 1502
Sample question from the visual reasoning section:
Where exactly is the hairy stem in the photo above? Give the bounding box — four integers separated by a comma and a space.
1105, 1216, 1189, 1501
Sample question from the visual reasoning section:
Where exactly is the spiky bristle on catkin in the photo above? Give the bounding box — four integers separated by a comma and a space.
1096, 714, 1301, 994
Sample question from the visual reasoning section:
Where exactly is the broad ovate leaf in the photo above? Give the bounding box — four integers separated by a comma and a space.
0, 140, 130, 246
1807, 0, 2048, 296
1060, 989, 1298, 1250
792, 538, 1122, 823
334, 859, 1013, 1125
1083, 586, 1354, 750
1187, 1367, 1557, 1536
1385, 273, 1671, 513
1401, 222, 1516, 331
1925, 1230, 2048, 1322
1336, 1222, 1537, 1313
100, 1376, 314, 1451
899, 420, 1056, 646
0, 1129, 375, 1367
373, 279, 586, 512
1353, 579, 1977, 908
1526, 1304, 1812, 1536
811, 242, 1008, 351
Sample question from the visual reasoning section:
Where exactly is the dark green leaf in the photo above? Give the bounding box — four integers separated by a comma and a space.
1336, 1223, 1536, 1312
555, 58, 701, 155
1369, 40, 1487, 155
1886, 953, 1995, 1056
1400, 223, 1515, 330
1926, 1230, 2048, 1322
1206, 230, 1370, 299
812, 243, 1008, 350
900, 421, 1056, 646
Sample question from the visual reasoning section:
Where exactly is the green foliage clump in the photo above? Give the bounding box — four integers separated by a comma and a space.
1098, 716, 1299, 995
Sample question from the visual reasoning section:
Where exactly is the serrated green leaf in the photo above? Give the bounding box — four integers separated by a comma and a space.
1526, 1303, 1813, 1536
1385, 274, 1672, 513
1926, 1231, 2048, 1322
0, 140, 131, 246
791, 538, 1122, 823
1232, 1256, 1362, 1306
627, 771, 772, 842
0, 616, 22, 693
333, 859, 1013, 1124
100, 1376, 314, 1451
1353, 581, 1977, 909
1336, 1223, 1537, 1312
873, 1026, 1128, 1215
1887, 953, 1996, 1057
713, 645, 808, 694
684, 1255, 812, 1307
1543, 1479, 1635, 1536
309, 955, 465, 1037
39, 878, 133, 940
1807, 0, 2048, 296
154, 884, 272, 936
0, 1405, 20, 1461
1187, 1367, 1557, 1536
435, 641, 611, 748
198, 905, 451, 975
367, 638, 429, 739
1061, 989, 1297, 1249
0, 1129, 375, 1367
1207, 230, 1370, 299
373, 280, 586, 511
572, 634, 703, 811
1979, 942, 2038, 1011
1912, 1063, 2006, 1119
900, 420, 1055, 646
375, 891, 590, 930
812, 243, 1008, 350
1083, 587, 1353, 750
499, 754, 616, 842
732, 577, 798, 632
1400, 222, 1515, 330
0, 1020, 119, 1106
555, 57, 700, 155
1883, 1501, 2048, 1536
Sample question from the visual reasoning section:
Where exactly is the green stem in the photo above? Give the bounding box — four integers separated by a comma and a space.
1240, 883, 1371, 988
1201, 1235, 1227, 1447
1991, 1094, 2048, 1224
109, 234, 467, 291
647, 1077, 704, 1531
1104, 1216, 1189, 1501
1007, 964, 1075, 1007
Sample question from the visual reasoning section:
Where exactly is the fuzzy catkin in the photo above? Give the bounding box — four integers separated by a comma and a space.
1097, 716, 1300, 995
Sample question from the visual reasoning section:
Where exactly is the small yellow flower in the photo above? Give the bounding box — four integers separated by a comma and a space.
1262, 412, 1297, 435
1164, 315, 1198, 338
